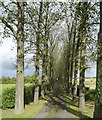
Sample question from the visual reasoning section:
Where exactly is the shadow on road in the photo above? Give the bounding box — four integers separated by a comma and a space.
56, 95, 78, 107
47, 94, 90, 119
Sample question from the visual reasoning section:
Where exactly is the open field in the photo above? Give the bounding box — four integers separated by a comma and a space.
85, 78, 96, 89
75, 78, 96, 90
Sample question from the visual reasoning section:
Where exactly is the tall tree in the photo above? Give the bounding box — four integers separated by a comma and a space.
0, 1, 25, 114
15, 2, 25, 114
78, 2, 89, 110
73, 33, 80, 101
34, 2, 43, 103
94, 2, 102, 118
41, 2, 63, 96
41, 2, 49, 97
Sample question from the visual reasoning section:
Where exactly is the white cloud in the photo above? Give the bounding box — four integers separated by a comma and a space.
0, 37, 35, 78
0, 37, 17, 78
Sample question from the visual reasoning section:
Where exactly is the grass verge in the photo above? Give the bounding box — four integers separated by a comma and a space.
2, 100, 46, 118
61, 95, 94, 118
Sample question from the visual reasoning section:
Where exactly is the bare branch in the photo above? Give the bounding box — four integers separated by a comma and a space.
0, 16, 17, 39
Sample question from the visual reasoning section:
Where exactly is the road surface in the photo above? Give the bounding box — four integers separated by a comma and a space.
34, 95, 75, 118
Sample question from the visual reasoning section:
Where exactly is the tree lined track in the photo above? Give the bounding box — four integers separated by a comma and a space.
0, 1, 102, 118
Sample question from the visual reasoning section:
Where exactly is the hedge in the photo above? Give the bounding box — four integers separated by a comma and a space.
85, 89, 95, 101
24, 85, 35, 104
2, 85, 35, 109
2, 87, 15, 109
76, 85, 95, 101
1, 77, 16, 84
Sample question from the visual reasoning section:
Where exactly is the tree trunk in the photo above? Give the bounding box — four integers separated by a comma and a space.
73, 22, 80, 100
79, 37, 86, 110
94, 2, 102, 118
73, 38, 80, 101
66, 20, 74, 95
49, 52, 54, 90
69, 22, 76, 96
34, 2, 43, 103
79, 54, 85, 110
34, 85, 39, 104
42, 2, 49, 98
78, 2, 89, 111
15, 2, 24, 114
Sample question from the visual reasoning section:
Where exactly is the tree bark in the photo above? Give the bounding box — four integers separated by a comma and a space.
42, 2, 49, 98
34, 2, 43, 103
66, 20, 74, 95
0, 2, 25, 114
73, 13, 80, 101
73, 37, 80, 101
94, 2, 102, 118
78, 2, 88, 111
79, 52, 85, 110
15, 2, 24, 114
69, 21, 76, 96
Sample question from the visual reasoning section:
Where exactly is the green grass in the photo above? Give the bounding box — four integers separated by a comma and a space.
1, 83, 45, 118
0, 83, 32, 93
2, 100, 45, 118
0, 83, 33, 100
63, 95, 94, 118
1, 83, 32, 90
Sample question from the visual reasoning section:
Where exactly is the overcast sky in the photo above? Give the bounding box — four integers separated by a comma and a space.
0, 36, 96, 78
0, 37, 35, 78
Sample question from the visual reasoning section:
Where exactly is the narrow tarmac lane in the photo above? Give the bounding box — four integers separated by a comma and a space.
34, 95, 75, 118
34, 105, 73, 118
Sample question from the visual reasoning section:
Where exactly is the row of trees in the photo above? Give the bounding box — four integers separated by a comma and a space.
57, 2, 94, 109
0, 1, 63, 114
0, 1, 102, 118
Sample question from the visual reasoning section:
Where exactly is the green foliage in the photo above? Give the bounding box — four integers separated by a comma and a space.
85, 89, 95, 101
1, 77, 16, 84
2, 85, 35, 109
76, 85, 89, 96
76, 86, 97, 102
2, 87, 15, 109
24, 85, 35, 104
24, 75, 35, 84
1, 76, 35, 84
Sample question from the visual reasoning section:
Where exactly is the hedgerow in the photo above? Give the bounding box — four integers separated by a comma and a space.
2, 85, 35, 109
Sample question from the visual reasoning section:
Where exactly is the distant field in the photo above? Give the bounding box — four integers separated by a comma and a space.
76, 78, 96, 90
0, 78, 96, 97
85, 78, 96, 89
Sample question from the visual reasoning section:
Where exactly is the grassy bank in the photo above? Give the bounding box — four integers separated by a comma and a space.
61, 95, 94, 118
2, 100, 46, 118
